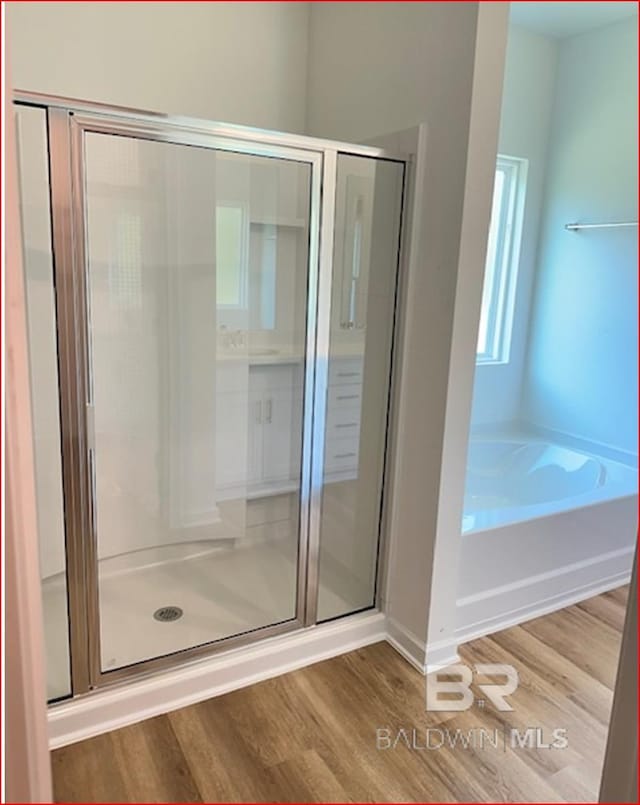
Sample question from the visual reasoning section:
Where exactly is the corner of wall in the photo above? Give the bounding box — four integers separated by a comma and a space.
426, 0, 510, 651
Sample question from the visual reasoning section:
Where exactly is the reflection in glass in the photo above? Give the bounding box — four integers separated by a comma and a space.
317, 155, 404, 621
83, 134, 311, 670
16, 106, 72, 700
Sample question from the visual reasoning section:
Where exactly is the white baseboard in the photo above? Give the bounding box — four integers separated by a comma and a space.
386, 617, 459, 675
455, 548, 633, 646
424, 637, 461, 675
49, 610, 386, 749
386, 618, 426, 672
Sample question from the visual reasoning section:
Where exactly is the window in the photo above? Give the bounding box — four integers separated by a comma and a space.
216, 204, 248, 308
477, 155, 527, 364
215, 205, 283, 332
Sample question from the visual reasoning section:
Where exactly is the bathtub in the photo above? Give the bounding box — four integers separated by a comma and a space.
456, 436, 638, 644
462, 439, 638, 534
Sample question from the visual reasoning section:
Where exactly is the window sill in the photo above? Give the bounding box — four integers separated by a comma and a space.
475, 357, 510, 367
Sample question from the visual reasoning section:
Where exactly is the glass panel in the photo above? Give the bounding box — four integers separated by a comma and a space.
317, 155, 404, 621
15, 106, 72, 700
83, 133, 311, 671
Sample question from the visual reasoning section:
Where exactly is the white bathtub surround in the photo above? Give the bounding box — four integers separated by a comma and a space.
457, 543, 634, 645
456, 432, 637, 644
463, 437, 637, 533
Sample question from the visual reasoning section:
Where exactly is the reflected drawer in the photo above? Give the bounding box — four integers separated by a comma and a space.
324, 437, 360, 474
327, 383, 363, 411
328, 358, 364, 386
326, 407, 361, 441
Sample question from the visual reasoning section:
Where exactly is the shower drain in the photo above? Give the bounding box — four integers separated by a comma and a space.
153, 606, 183, 623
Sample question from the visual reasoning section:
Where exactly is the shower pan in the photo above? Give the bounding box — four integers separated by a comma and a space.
14, 92, 406, 702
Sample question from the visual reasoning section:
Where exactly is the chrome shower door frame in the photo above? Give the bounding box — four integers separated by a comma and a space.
15, 91, 407, 697
45, 105, 328, 693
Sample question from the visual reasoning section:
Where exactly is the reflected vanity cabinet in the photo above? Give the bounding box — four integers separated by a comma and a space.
215, 356, 364, 501
215, 361, 305, 499
248, 363, 304, 494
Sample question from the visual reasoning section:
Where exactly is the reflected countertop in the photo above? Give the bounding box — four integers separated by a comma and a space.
216, 343, 366, 366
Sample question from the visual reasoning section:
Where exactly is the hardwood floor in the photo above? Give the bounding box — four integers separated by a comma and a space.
52, 587, 629, 803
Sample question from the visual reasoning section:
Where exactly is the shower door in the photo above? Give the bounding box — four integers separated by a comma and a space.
51, 112, 321, 686
16, 93, 407, 698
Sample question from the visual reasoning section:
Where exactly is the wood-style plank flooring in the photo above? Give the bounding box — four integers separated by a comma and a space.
52, 587, 629, 803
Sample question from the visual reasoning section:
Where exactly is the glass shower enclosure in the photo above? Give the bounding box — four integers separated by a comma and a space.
14, 92, 405, 701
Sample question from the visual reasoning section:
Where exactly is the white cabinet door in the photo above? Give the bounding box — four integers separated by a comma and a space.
247, 389, 264, 486
215, 391, 250, 493
238, 363, 303, 492
262, 386, 295, 483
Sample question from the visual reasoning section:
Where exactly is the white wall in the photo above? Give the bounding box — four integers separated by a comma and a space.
306, 2, 477, 143
471, 16, 638, 448
470, 25, 558, 427
523, 18, 638, 455
8, 1, 310, 132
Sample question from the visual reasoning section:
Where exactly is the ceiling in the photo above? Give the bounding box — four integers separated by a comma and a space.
510, 1, 638, 38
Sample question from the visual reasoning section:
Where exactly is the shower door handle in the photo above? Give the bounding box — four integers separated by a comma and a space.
265, 398, 273, 424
